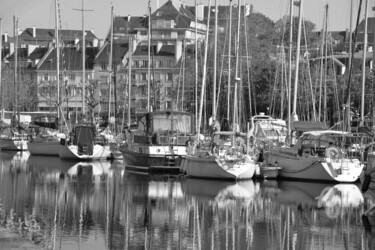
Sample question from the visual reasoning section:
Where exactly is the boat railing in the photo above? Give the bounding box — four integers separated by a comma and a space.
133, 134, 190, 146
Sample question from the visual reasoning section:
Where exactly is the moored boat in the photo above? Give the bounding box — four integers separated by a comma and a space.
27, 130, 66, 156
59, 123, 112, 161
0, 126, 28, 151
120, 111, 193, 173
265, 130, 366, 182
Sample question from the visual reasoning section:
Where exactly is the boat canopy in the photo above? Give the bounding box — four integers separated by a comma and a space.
137, 111, 193, 135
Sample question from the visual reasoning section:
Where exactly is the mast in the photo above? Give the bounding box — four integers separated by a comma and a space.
360, 0, 368, 126
197, 0, 211, 138
323, 4, 328, 124
232, 0, 241, 142
13, 16, 19, 124
227, 0, 233, 120
55, 0, 60, 121
287, 0, 293, 144
0, 18, 2, 120
73, 0, 93, 120
147, 0, 151, 112
127, 37, 132, 128
195, 0, 198, 134
81, 0, 86, 117
292, 0, 303, 122
213, 0, 218, 120
108, 5, 114, 123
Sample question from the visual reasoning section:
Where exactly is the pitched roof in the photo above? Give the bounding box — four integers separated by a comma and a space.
19, 28, 98, 42
38, 47, 98, 71
95, 40, 129, 64
151, 0, 194, 29
7, 48, 29, 60
113, 16, 146, 35
133, 44, 175, 57
28, 47, 49, 60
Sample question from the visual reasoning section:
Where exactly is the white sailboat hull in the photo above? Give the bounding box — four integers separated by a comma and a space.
266, 151, 363, 182
0, 138, 28, 151
59, 144, 112, 161
27, 140, 60, 156
182, 155, 256, 180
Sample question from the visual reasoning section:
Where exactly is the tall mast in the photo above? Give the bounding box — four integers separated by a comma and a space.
147, 0, 151, 112
287, 0, 293, 144
108, 5, 114, 122
82, 0, 85, 116
73, 0, 93, 119
292, 0, 303, 122
55, 0, 60, 120
232, 0, 241, 142
0, 18, 2, 120
227, 0, 233, 120
361, 0, 369, 126
14, 16, 19, 123
197, 0, 211, 138
127, 37, 132, 128
323, 4, 328, 123
195, 0, 198, 133
212, 0, 218, 120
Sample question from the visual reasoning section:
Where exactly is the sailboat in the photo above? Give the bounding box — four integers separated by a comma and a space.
27, 0, 66, 156
0, 16, 28, 151
58, 0, 111, 161
183, 0, 257, 180
264, 1, 364, 182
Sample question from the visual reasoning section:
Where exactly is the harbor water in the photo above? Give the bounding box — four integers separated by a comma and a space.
0, 151, 374, 250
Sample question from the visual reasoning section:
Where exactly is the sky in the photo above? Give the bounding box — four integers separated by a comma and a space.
0, 0, 366, 40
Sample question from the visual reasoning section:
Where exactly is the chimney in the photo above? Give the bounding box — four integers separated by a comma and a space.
32, 26, 36, 37
157, 41, 163, 53
91, 28, 94, 34
75, 37, 79, 44
175, 40, 182, 62
196, 4, 204, 21
127, 14, 131, 22
4, 32, 8, 42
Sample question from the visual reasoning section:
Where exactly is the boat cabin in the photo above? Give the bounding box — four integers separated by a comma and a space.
131, 111, 194, 146
293, 130, 372, 160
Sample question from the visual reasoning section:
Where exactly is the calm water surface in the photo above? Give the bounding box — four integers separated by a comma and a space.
0, 151, 374, 250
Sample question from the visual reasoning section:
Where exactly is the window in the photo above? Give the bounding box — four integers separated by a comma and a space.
59, 74, 63, 80
166, 73, 173, 81
141, 73, 147, 81
165, 87, 172, 97
69, 74, 76, 81
44, 74, 49, 81
101, 64, 107, 70
165, 101, 172, 110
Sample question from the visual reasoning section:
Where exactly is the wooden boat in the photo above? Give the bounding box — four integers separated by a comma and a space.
59, 123, 112, 161
265, 130, 365, 182
120, 111, 193, 173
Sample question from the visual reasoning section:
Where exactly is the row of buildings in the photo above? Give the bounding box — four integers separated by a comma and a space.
0, 0, 210, 122
1, 0, 374, 123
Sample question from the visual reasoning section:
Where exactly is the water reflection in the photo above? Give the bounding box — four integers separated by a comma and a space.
0, 152, 373, 249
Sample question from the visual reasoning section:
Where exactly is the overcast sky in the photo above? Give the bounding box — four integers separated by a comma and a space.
0, 0, 364, 40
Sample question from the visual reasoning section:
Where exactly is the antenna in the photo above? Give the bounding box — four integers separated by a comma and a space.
73, 0, 94, 119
